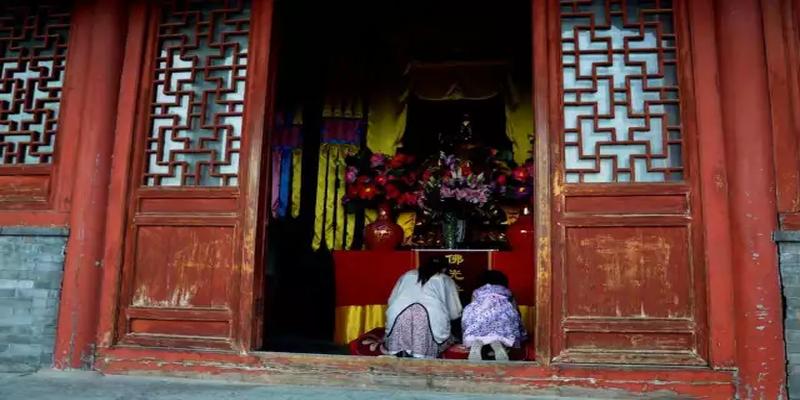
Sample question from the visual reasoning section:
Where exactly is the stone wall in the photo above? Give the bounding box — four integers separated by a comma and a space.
778, 231, 800, 398
0, 227, 68, 372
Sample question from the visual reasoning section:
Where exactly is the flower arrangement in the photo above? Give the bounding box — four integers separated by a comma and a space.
489, 156, 534, 205
341, 145, 534, 249
418, 152, 494, 221
342, 149, 421, 212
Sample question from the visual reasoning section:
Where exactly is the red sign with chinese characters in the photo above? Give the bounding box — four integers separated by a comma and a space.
414, 250, 493, 306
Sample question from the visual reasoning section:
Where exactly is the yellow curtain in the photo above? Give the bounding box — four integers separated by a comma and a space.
410, 62, 506, 101
506, 92, 533, 164
366, 62, 533, 162
367, 91, 407, 155
290, 149, 302, 218
312, 143, 359, 251
334, 305, 387, 345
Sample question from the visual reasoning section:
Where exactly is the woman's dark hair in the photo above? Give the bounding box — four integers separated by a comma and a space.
480, 270, 509, 288
418, 256, 447, 286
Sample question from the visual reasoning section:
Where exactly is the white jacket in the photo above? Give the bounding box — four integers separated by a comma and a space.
385, 270, 463, 344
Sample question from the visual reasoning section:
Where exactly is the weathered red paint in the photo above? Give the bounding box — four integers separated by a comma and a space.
53, 0, 127, 369
12, 0, 786, 397
95, 1, 150, 351
716, 0, 788, 397
94, 347, 736, 399
685, 0, 737, 368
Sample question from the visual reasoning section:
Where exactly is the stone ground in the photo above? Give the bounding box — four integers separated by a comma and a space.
0, 370, 687, 400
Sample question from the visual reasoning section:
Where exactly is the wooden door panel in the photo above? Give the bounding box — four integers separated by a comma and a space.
549, 0, 707, 365
130, 225, 237, 309
553, 189, 706, 365
119, 192, 244, 349
564, 225, 692, 318
115, 0, 272, 351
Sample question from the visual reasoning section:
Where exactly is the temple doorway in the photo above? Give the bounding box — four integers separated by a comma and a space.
261, 0, 535, 358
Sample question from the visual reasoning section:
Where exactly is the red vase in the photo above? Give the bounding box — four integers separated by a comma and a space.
507, 206, 533, 251
364, 204, 404, 251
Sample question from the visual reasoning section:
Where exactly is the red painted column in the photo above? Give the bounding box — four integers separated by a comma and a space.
715, 0, 787, 397
54, 0, 127, 369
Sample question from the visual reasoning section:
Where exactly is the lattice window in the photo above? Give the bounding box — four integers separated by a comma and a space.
0, 3, 70, 165
143, 0, 251, 187
560, 0, 683, 183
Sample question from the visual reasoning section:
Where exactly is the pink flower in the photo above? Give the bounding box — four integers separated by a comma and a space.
345, 166, 358, 184
441, 187, 455, 199
370, 153, 386, 168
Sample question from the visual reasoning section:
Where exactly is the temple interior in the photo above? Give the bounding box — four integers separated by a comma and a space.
262, 0, 533, 354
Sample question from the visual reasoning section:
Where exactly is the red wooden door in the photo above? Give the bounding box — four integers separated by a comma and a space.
546, 0, 707, 365
115, 0, 273, 351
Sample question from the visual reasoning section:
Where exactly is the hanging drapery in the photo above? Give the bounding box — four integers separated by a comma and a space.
366, 64, 408, 156
271, 110, 304, 219
506, 91, 533, 164
290, 148, 302, 218
312, 95, 365, 250
365, 61, 533, 163
312, 142, 360, 251
409, 61, 507, 101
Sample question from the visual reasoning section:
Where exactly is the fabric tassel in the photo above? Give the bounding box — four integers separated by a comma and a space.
312, 144, 331, 251
277, 148, 293, 218
270, 149, 282, 218
291, 148, 303, 218
312, 143, 358, 250
335, 147, 348, 249
323, 145, 339, 249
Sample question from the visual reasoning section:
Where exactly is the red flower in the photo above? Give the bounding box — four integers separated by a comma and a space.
347, 184, 360, 199
461, 164, 472, 176
512, 167, 529, 181
496, 174, 508, 186
402, 171, 418, 186
375, 175, 388, 186
357, 175, 371, 184
422, 170, 432, 182
386, 184, 402, 200
490, 148, 498, 156
401, 192, 418, 206
359, 184, 377, 200
389, 155, 405, 169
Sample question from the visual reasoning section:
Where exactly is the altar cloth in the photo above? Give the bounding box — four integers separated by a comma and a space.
333, 250, 535, 345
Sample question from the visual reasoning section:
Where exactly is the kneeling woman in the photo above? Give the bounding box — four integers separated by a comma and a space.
383, 256, 462, 358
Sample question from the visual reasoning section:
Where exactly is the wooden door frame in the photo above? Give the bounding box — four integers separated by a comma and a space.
95, 0, 275, 352
532, 0, 736, 367
93, 0, 735, 367
532, 0, 553, 364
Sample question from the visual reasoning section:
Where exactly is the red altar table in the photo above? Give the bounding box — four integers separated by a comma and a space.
333, 249, 535, 345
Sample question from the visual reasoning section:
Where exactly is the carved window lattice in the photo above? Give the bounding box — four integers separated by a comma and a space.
560, 0, 684, 183
143, 0, 251, 187
0, 3, 70, 165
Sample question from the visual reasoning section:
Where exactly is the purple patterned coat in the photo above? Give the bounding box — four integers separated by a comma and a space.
461, 284, 527, 348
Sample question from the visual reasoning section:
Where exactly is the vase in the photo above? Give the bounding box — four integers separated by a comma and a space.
364, 203, 404, 251
442, 212, 466, 249
507, 206, 533, 251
